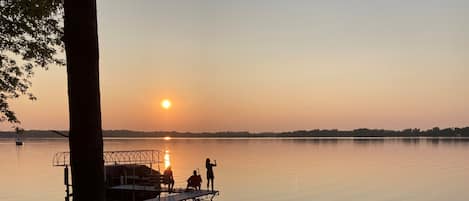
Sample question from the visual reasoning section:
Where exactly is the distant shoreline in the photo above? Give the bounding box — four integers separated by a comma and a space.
1, 127, 469, 138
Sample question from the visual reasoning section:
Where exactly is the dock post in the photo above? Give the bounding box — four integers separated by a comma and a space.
150, 151, 153, 175
64, 165, 70, 201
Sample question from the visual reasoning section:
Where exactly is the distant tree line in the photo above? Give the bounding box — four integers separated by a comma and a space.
278, 127, 469, 137
2, 127, 469, 138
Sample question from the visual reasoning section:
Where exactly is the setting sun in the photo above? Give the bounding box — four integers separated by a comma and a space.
161, 99, 172, 110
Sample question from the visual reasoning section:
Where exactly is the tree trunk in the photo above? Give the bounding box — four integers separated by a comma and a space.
63, 1, 105, 201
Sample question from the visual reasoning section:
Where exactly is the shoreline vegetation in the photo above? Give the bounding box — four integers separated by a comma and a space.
1, 127, 469, 138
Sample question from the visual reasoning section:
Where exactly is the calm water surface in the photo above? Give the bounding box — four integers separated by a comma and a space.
1, 138, 469, 201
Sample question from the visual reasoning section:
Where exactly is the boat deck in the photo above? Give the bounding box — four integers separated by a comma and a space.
109, 184, 160, 192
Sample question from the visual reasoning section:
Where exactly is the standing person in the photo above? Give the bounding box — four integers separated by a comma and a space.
205, 158, 217, 191
163, 166, 175, 193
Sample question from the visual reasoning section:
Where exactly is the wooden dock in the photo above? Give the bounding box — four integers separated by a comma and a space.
145, 190, 219, 201
109, 185, 219, 201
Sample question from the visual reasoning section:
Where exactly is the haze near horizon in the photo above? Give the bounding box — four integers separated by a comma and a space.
3, 0, 469, 132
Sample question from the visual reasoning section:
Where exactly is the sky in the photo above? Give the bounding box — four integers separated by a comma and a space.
2, 0, 469, 132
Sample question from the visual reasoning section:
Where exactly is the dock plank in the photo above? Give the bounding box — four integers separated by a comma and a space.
145, 190, 219, 201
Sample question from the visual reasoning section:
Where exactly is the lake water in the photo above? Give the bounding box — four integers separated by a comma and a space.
1, 137, 469, 201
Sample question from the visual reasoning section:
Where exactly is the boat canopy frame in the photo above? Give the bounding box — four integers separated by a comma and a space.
53, 149, 164, 170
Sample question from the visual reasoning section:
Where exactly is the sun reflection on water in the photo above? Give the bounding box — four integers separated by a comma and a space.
164, 150, 170, 169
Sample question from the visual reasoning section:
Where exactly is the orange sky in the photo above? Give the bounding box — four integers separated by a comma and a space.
2, 0, 469, 132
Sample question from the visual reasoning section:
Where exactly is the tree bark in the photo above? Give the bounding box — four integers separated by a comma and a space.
63, 0, 105, 201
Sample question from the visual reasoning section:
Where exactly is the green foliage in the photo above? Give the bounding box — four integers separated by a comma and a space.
0, 0, 64, 124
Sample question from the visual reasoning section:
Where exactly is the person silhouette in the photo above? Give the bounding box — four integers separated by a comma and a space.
163, 166, 174, 193
205, 158, 217, 191
186, 170, 202, 191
